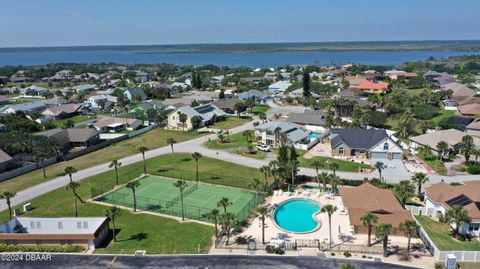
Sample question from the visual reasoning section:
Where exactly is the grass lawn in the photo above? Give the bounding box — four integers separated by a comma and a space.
251, 104, 269, 114
428, 109, 456, 126
209, 116, 251, 130
204, 130, 266, 160
0, 155, 217, 254
0, 129, 202, 193
51, 115, 93, 128
299, 156, 371, 173
416, 215, 480, 251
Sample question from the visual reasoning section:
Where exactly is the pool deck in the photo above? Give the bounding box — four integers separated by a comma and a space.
238, 183, 422, 248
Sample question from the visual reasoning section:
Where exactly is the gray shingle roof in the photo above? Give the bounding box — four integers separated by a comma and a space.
330, 128, 389, 149
287, 110, 327, 126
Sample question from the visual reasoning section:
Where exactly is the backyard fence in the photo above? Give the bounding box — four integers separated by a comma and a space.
415, 217, 480, 262
405, 205, 436, 217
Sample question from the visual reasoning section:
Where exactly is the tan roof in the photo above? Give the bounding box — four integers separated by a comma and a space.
425, 181, 480, 220
41, 103, 83, 117
0, 95, 8, 102
467, 119, 480, 130
340, 182, 412, 228
0, 149, 13, 163
409, 129, 480, 150
162, 98, 192, 106
93, 116, 140, 129
458, 103, 480, 116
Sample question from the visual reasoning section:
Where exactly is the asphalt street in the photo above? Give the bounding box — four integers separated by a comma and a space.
0, 254, 420, 269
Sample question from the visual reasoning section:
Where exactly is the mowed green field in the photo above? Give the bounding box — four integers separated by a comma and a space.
99, 176, 257, 222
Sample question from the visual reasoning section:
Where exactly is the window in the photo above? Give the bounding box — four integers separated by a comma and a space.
339, 147, 345, 155
36, 222, 41, 229
383, 142, 389, 150
58, 222, 63, 229
30, 222, 36, 229
77, 222, 82, 229
83, 222, 88, 229
468, 223, 480, 232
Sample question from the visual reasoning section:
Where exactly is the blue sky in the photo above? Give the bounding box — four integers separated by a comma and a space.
1, 0, 479, 47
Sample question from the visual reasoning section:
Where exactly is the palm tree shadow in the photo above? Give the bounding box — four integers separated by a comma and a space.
96, 228, 121, 248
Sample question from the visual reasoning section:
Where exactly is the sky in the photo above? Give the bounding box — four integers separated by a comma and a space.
1, 0, 479, 48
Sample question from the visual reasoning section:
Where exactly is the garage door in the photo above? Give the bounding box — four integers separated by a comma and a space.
392, 152, 402, 159
371, 152, 387, 159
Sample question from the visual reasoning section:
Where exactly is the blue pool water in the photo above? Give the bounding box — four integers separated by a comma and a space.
308, 132, 321, 140
273, 199, 321, 233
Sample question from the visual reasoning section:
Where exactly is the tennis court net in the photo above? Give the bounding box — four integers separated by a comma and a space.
166, 184, 198, 208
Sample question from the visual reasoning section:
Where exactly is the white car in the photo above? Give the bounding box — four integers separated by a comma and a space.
256, 144, 271, 152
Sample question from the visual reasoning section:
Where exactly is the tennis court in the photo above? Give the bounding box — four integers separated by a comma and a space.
97, 175, 259, 222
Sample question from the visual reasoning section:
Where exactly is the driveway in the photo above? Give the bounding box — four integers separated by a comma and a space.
371, 158, 411, 180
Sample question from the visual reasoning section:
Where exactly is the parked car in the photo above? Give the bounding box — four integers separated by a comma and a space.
256, 144, 271, 152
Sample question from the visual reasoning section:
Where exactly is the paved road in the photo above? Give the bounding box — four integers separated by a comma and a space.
0, 254, 418, 269
2, 119, 479, 212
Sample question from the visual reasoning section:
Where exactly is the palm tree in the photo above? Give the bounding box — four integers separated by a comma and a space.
167, 138, 177, 161
66, 181, 82, 217
312, 160, 323, 189
0, 192, 16, 220
436, 141, 449, 160
206, 209, 220, 237
242, 130, 251, 143
329, 175, 341, 195
410, 172, 429, 196
126, 180, 140, 212
35, 149, 49, 179
460, 135, 475, 164
248, 178, 263, 205
373, 161, 386, 182
255, 206, 269, 244
217, 197, 232, 213
321, 204, 337, 248
179, 113, 188, 131
444, 205, 471, 236
104, 206, 121, 242
319, 172, 330, 192
137, 146, 148, 174
399, 219, 418, 258
192, 152, 202, 184
394, 180, 415, 208
473, 148, 480, 164
220, 212, 236, 244
259, 165, 270, 192
269, 161, 279, 186
375, 223, 394, 257
174, 180, 188, 220
360, 213, 378, 247
109, 159, 122, 185
329, 162, 339, 175
64, 166, 77, 183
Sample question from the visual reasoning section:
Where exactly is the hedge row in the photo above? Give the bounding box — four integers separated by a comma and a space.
0, 244, 85, 253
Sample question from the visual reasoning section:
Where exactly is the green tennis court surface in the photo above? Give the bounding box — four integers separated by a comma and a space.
97, 176, 258, 222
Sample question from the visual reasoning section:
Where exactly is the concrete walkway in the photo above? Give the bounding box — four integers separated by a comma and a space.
1, 119, 478, 212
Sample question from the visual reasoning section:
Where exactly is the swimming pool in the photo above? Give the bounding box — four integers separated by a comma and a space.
273, 199, 321, 233
308, 132, 322, 140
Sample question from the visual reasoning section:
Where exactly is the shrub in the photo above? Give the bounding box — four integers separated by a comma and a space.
343, 251, 352, 258
265, 245, 284, 255
330, 252, 335, 256
0, 244, 85, 253
235, 236, 248, 245
362, 255, 366, 258
413, 104, 439, 120
466, 165, 480, 174
434, 262, 445, 269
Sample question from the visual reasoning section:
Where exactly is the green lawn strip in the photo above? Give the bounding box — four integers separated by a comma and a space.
0, 129, 202, 193
299, 156, 371, 173
205, 130, 253, 149
415, 216, 480, 251
208, 116, 251, 130
251, 104, 269, 114
427, 109, 456, 126
51, 115, 93, 128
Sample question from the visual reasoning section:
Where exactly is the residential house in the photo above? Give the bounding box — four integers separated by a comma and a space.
0, 95, 9, 105
457, 103, 480, 116
86, 94, 118, 109
340, 181, 413, 235
209, 75, 224, 85
268, 81, 292, 94
167, 104, 225, 131
287, 110, 328, 133
0, 149, 13, 170
409, 129, 480, 156
0, 217, 109, 250
237, 89, 269, 103
330, 128, 402, 160
41, 103, 85, 119
466, 119, 480, 138
92, 116, 142, 133
37, 128, 101, 150
355, 81, 389, 94
20, 85, 48, 96
0, 97, 66, 115
425, 181, 480, 236
124, 87, 147, 101
254, 121, 317, 150
384, 70, 418, 80
443, 99, 459, 110
212, 98, 240, 114
72, 84, 96, 93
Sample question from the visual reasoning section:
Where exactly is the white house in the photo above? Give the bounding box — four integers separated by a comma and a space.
268, 81, 292, 94
254, 121, 317, 150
